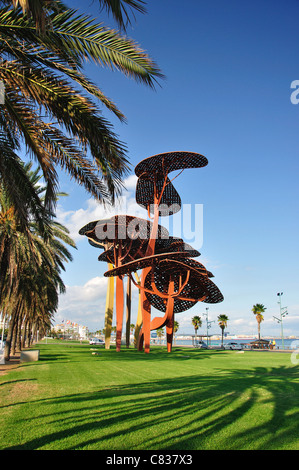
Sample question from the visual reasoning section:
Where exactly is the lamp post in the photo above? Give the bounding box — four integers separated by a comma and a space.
203, 307, 215, 347
0, 312, 5, 349
273, 292, 288, 349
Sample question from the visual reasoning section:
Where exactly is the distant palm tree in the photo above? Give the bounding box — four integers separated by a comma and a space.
252, 303, 266, 341
156, 328, 164, 344
217, 314, 229, 348
173, 321, 179, 345
192, 316, 202, 340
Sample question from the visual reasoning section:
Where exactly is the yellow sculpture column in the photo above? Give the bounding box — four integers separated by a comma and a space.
104, 263, 114, 349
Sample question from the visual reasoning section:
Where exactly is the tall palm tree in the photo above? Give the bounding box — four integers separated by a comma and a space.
252, 303, 266, 341
0, 0, 163, 228
191, 315, 202, 340
1, 163, 76, 360
3, 224, 73, 359
217, 314, 228, 348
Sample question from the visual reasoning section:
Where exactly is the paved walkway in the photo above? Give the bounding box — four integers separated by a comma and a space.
0, 352, 21, 376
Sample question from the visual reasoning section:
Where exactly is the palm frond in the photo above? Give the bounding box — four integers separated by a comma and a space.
0, 6, 164, 87
0, 131, 48, 233
97, 0, 147, 30
50, 9, 164, 87
1, 65, 130, 203
1, 0, 67, 32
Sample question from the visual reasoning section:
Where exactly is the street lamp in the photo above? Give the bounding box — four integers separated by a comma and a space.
203, 307, 215, 347
273, 292, 288, 349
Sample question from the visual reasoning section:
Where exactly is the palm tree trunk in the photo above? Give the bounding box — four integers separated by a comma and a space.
21, 318, 28, 349
4, 310, 17, 361
31, 321, 38, 345
11, 317, 19, 355
16, 317, 23, 352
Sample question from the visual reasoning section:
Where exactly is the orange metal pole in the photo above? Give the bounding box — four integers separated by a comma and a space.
164, 279, 175, 352
166, 314, 174, 352
139, 192, 161, 353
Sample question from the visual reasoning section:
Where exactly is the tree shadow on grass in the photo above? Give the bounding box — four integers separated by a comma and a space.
3, 359, 299, 451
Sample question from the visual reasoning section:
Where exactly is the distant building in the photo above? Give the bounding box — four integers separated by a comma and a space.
53, 321, 89, 340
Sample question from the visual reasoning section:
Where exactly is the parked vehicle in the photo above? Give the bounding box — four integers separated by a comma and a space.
224, 342, 243, 350
195, 340, 208, 349
89, 338, 104, 345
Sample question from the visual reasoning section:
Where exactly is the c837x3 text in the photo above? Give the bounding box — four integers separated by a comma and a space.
106, 454, 193, 467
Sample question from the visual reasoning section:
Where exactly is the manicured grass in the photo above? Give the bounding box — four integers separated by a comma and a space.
0, 341, 298, 450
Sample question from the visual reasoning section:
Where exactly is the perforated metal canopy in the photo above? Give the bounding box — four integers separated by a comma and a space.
135, 151, 208, 215
144, 257, 223, 313
79, 215, 169, 243
103, 251, 191, 277
136, 176, 181, 216
134, 151, 208, 177
98, 237, 200, 265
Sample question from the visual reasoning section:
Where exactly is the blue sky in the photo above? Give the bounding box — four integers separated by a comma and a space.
54, 0, 299, 337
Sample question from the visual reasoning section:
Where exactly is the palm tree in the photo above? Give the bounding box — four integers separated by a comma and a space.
217, 314, 229, 348
156, 327, 164, 344
0, 1, 163, 228
3, 223, 73, 360
1, 163, 75, 360
173, 320, 179, 345
191, 316, 202, 340
252, 303, 266, 341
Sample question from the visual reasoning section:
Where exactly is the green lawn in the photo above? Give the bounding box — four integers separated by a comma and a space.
0, 341, 298, 450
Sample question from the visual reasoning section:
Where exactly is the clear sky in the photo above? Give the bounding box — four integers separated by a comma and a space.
53, 0, 299, 337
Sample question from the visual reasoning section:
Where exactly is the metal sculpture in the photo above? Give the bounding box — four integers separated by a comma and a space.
134, 151, 222, 352
79, 151, 223, 353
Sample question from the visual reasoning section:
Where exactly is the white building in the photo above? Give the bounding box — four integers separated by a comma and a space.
53, 321, 89, 340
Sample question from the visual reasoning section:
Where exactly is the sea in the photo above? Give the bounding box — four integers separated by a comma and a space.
158, 337, 299, 350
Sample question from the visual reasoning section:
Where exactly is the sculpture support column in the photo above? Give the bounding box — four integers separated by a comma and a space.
116, 275, 124, 352
125, 276, 131, 348
140, 195, 160, 353
165, 279, 175, 352
134, 273, 143, 348
104, 263, 114, 349
139, 285, 151, 353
